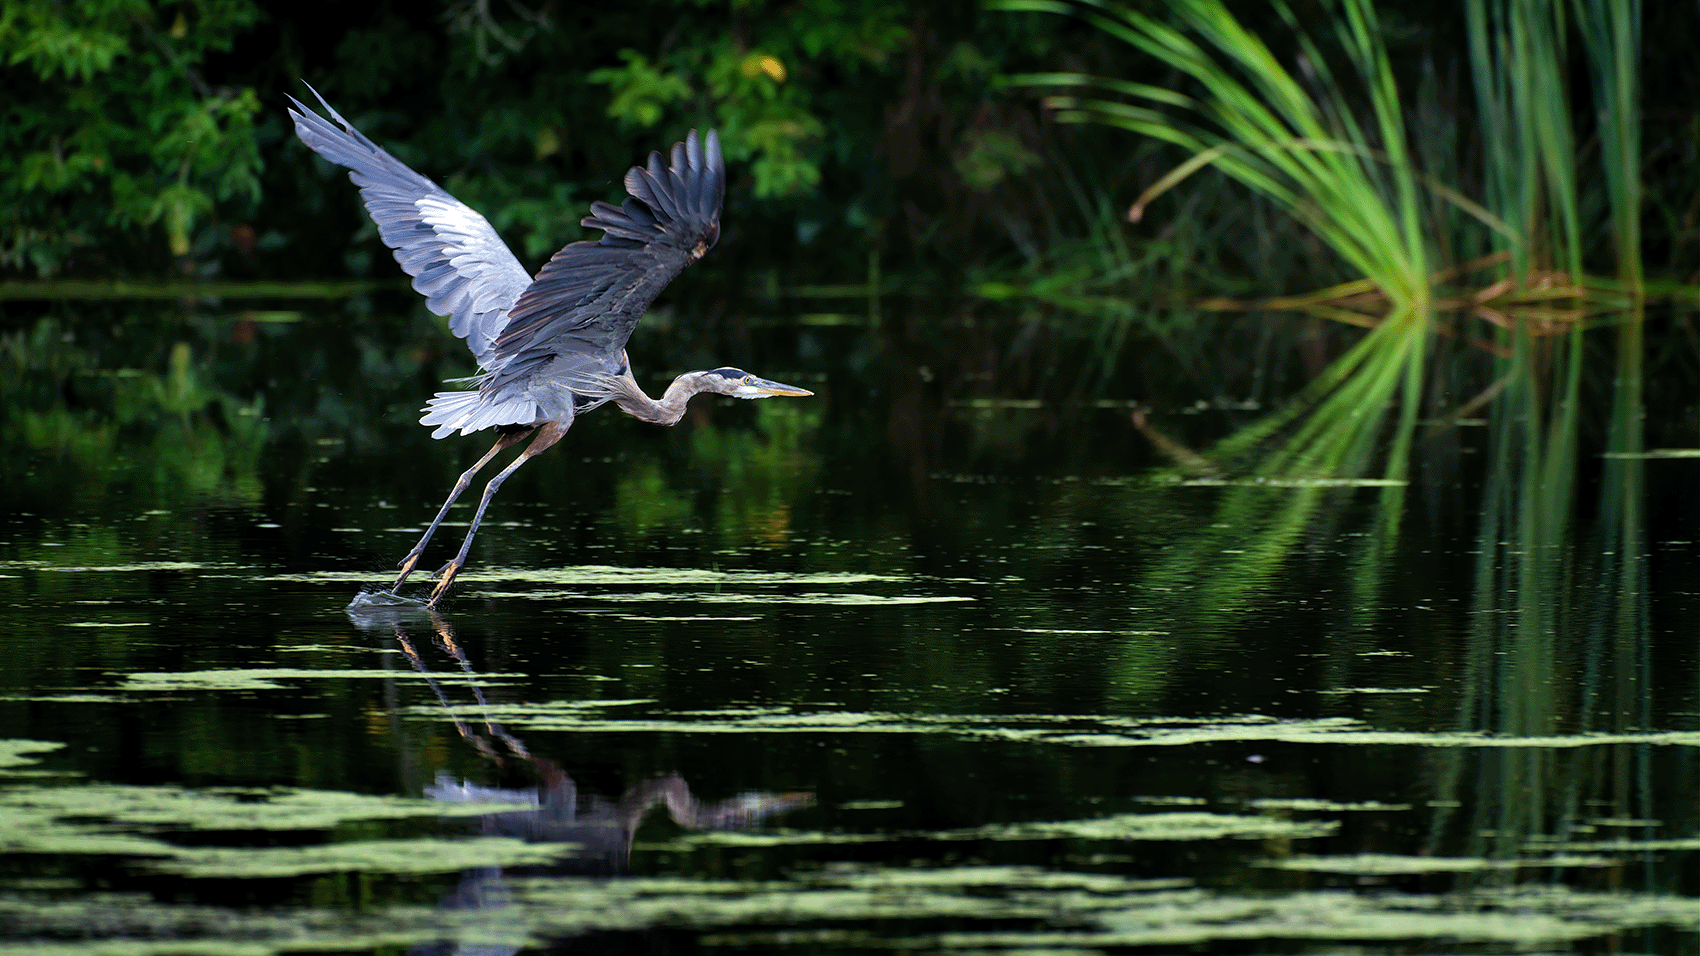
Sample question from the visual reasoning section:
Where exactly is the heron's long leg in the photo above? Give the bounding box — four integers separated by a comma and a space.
426, 419, 571, 608
392, 427, 535, 593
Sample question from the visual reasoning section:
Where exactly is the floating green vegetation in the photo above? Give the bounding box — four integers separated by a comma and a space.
473, 590, 973, 606
639, 829, 892, 850
0, 695, 129, 705
1600, 448, 1700, 459
0, 740, 65, 771
3, 865, 1700, 953
938, 812, 1338, 843
1247, 799, 1411, 812
1267, 852, 1613, 874
153, 836, 578, 879
276, 644, 400, 655
1536, 837, 1700, 852
596, 614, 762, 622
806, 864, 1193, 893
924, 891, 1610, 948
1314, 686, 1431, 695
117, 668, 525, 693
0, 822, 182, 858
0, 783, 534, 838
401, 704, 990, 735
264, 566, 908, 586
1176, 478, 1408, 488
1028, 716, 1700, 750
398, 706, 1700, 754
3, 561, 217, 572
1005, 627, 1169, 636
646, 811, 1335, 852
1, 781, 555, 880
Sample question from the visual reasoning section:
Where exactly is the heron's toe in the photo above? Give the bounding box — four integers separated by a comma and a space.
426, 561, 464, 608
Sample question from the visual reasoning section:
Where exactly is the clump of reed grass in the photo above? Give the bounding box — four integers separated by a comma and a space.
997, 0, 1451, 312
999, 0, 1643, 307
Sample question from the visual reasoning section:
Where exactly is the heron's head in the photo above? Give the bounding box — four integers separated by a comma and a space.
703, 368, 814, 399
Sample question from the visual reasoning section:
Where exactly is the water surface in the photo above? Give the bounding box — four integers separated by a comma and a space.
3, 302, 1697, 953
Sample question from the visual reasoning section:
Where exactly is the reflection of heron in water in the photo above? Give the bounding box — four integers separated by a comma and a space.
290, 87, 813, 607
366, 606, 810, 889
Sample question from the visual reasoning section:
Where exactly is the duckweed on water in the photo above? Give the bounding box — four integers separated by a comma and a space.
400, 704, 965, 734
472, 590, 973, 605
0, 740, 64, 771
1314, 686, 1432, 695
117, 668, 526, 693
939, 812, 1339, 842
152, 836, 579, 878
4, 561, 215, 573
645, 811, 1337, 851
1176, 478, 1408, 487
0, 781, 560, 880
1537, 836, 1700, 852
597, 614, 762, 622
0, 783, 533, 837
1247, 798, 1412, 812
262, 566, 909, 586
811, 865, 1193, 893
0, 694, 135, 704
3, 864, 1700, 951
1267, 853, 1617, 874
637, 829, 893, 850
394, 707, 1700, 755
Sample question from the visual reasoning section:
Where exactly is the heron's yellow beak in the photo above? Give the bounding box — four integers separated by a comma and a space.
735, 376, 814, 398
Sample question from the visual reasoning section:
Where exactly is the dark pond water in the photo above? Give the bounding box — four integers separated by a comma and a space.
3, 302, 1700, 953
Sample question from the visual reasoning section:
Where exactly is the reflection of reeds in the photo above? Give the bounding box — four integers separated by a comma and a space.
1423, 305, 1656, 881
997, 0, 1672, 885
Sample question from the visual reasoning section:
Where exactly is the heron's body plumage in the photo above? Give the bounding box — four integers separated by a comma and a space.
288, 85, 807, 607
288, 87, 723, 438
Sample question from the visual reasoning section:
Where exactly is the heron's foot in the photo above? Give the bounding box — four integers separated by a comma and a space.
426, 559, 465, 608
391, 550, 425, 592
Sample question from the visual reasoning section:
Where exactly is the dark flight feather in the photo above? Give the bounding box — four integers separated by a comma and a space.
290, 82, 724, 438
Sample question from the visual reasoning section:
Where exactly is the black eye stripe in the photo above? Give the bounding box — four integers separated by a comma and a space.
709, 367, 745, 379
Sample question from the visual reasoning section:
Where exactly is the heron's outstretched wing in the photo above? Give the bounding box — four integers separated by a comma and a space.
287, 86, 531, 362
488, 129, 723, 381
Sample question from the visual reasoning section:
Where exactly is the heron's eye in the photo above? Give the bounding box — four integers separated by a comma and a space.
741, 375, 755, 385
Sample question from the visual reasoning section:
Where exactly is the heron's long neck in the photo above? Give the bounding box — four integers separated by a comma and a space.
611, 371, 710, 426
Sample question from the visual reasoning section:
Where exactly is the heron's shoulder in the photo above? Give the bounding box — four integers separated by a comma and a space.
478, 346, 622, 396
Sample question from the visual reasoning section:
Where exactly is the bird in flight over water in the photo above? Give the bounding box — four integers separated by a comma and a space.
288, 86, 813, 608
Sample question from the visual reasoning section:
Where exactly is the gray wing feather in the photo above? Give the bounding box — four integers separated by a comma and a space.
486, 129, 723, 392
287, 86, 530, 363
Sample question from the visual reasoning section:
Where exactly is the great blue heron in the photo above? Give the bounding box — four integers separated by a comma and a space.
288, 87, 813, 607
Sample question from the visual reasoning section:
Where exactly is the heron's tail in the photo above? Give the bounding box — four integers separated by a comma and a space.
420, 390, 541, 439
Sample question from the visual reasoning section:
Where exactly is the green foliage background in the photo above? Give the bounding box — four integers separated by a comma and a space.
2, 0, 264, 275
5, 0, 1697, 303
3, 0, 1110, 296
